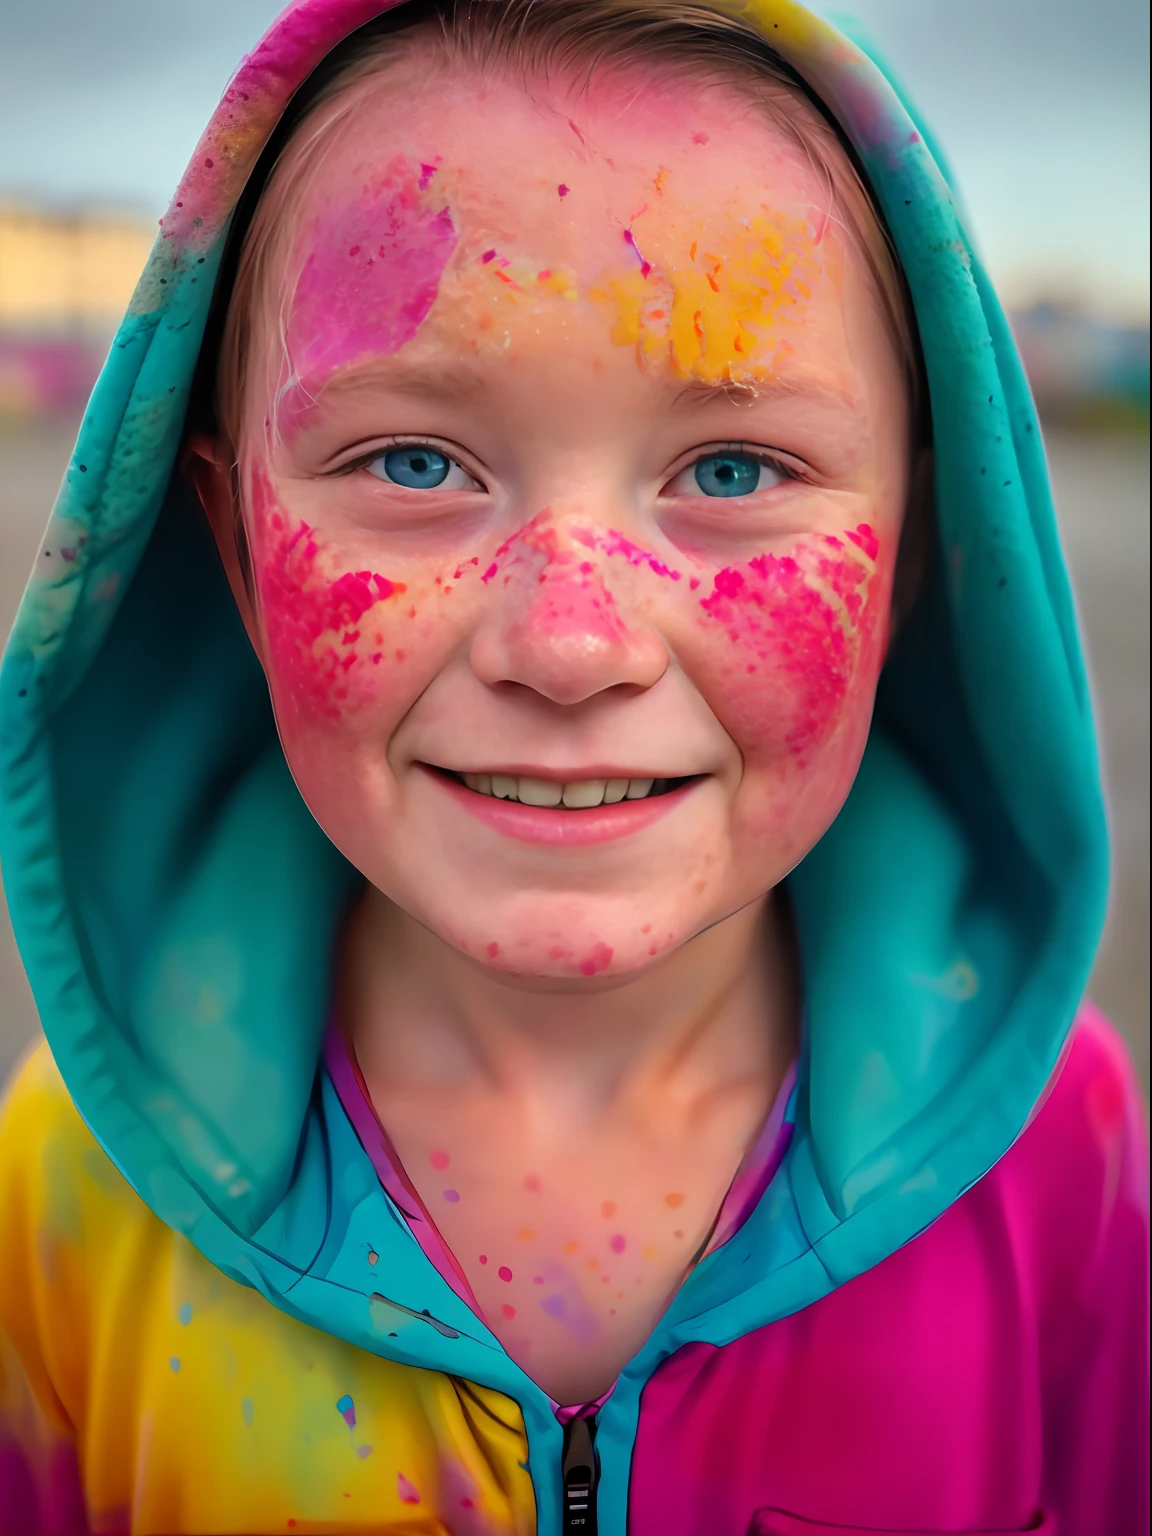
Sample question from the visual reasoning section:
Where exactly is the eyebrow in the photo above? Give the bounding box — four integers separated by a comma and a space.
671, 371, 859, 413
286, 357, 859, 428
302, 360, 492, 410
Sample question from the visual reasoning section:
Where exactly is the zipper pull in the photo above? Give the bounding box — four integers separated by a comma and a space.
561, 1414, 598, 1533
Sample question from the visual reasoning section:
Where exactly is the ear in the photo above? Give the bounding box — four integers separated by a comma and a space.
183, 433, 265, 661
890, 444, 935, 640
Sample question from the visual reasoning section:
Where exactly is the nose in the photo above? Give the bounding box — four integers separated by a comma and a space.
469, 517, 669, 706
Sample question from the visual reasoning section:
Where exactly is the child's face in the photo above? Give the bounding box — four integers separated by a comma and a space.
217, 64, 911, 983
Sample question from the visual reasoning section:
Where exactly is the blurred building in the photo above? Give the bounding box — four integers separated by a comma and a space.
1011, 303, 1150, 430
0, 204, 154, 419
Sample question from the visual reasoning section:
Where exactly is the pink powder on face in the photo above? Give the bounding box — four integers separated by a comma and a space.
430, 1150, 451, 1170
846, 523, 880, 561
697, 525, 882, 755
623, 226, 653, 279
249, 471, 407, 721
479, 511, 641, 659
579, 942, 614, 977
571, 525, 682, 581
284, 157, 458, 403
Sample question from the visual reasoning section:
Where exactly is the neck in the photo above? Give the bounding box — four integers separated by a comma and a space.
342, 890, 798, 1128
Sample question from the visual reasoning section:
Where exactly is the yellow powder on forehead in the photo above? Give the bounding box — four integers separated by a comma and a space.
589, 206, 823, 383
409, 187, 827, 383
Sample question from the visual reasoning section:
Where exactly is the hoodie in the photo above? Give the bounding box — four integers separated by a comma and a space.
0, 2, 1147, 1533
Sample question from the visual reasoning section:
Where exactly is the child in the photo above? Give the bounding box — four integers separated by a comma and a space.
0, 0, 1146, 1530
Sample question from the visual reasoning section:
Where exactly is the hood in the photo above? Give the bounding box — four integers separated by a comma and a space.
0, 0, 1108, 1515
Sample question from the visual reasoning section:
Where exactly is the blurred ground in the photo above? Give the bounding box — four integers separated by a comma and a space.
0, 424, 1148, 1092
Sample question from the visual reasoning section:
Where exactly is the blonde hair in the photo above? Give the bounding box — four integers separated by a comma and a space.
214, 0, 920, 449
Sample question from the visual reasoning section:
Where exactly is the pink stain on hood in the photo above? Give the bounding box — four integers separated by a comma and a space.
698, 525, 880, 755
250, 469, 406, 720
284, 160, 458, 405
161, 0, 399, 248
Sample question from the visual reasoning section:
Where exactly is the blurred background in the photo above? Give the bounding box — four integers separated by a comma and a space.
0, 0, 1148, 1090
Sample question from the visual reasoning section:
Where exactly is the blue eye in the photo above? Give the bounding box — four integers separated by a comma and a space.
693, 453, 765, 498
370, 445, 452, 488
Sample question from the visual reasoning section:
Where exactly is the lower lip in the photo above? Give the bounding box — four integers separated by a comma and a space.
426, 769, 698, 846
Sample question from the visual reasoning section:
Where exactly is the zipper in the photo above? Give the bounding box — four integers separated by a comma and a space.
561, 1414, 599, 1533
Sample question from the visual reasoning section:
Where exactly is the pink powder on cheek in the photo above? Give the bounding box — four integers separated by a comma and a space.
249, 469, 407, 720
697, 525, 884, 755
285, 160, 458, 396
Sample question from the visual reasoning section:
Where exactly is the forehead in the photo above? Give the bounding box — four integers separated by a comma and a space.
284, 61, 827, 263
253, 58, 881, 416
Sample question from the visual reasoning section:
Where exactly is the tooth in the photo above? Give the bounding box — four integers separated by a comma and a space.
625, 778, 654, 800
474, 773, 492, 795
491, 774, 518, 799
463, 773, 480, 791
518, 776, 563, 807
603, 779, 629, 804
562, 779, 607, 808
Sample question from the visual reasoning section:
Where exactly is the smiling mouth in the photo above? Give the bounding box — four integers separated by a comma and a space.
432, 768, 698, 809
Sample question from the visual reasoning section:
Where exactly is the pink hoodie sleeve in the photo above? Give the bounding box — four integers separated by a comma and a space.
1035, 1005, 1149, 1533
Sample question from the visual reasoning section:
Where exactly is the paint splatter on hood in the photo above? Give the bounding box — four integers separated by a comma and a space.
0, 0, 1107, 1412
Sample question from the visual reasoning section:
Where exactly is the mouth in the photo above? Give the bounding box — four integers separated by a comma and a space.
420, 765, 703, 846
434, 769, 696, 809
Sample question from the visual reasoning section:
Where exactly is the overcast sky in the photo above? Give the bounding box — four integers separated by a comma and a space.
1, 0, 1147, 319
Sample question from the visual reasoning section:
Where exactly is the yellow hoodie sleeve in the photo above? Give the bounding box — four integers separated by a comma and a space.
0, 1041, 93, 1531
0, 1041, 536, 1535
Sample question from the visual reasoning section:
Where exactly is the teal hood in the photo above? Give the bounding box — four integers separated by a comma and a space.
0, 0, 1108, 1523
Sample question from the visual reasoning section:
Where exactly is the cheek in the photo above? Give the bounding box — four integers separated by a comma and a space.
247, 470, 421, 729
690, 526, 891, 769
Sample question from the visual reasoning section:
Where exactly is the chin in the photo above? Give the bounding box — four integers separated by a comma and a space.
417, 888, 702, 984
